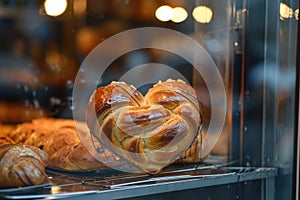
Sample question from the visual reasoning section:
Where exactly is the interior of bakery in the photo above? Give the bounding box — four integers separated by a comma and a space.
0, 0, 299, 199
0, 0, 231, 121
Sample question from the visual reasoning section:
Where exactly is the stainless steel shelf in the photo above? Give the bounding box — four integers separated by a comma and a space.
0, 166, 277, 200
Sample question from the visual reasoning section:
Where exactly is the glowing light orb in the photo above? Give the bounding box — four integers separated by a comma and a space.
193, 6, 213, 24
44, 0, 67, 17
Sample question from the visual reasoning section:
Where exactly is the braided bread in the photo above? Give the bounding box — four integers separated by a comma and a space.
0, 144, 48, 188
86, 79, 202, 173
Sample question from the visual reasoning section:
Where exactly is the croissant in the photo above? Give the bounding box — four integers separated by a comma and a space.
86, 79, 202, 173
8, 118, 111, 171
0, 135, 14, 145
0, 144, 48, 188
0, 124, 15, 145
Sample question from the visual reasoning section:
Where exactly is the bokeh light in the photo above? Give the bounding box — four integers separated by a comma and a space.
155, 5, 173, 22
171, 7, 188, 23
279, 3, 293, 19
294, 8, 299, 20
44, 0, 68, 17
192, 6, 213, 24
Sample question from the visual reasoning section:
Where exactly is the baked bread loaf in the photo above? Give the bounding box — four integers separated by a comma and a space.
8, 118, 111, 171
86, 79, 202, 173
0, 124, 15, 145
0, 144, 48, 188
0, 135, 14, 145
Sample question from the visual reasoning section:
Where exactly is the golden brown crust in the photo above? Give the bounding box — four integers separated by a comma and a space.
8, 118, 109, 171
0, 136, 14, 145
0, 144, 48, 188
86, 79, 202, 173
0, 124, 15, 145
86, 82, 143, 132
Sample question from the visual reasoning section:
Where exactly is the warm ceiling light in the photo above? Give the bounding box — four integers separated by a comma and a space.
280, 3, 293, 19
295, 9, 299, 20
44, 0, 67, 17
155, 5, 173, 22
192, 6, 213, 24
171, 7, 188, 23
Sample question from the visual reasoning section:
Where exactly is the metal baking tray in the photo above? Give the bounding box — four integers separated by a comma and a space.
0, 155, 277, 200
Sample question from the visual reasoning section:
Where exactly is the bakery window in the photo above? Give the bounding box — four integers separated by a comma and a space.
0, 0, 299, 200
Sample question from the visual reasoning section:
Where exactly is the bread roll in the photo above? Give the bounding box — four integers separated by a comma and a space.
8, 118, 110, 171
0, 124, 15, 145
0, 136, 14, 145
0, 144, 48, 188
86, 79, 202, 173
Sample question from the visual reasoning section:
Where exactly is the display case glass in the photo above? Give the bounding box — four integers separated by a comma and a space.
0, 0, 298, 199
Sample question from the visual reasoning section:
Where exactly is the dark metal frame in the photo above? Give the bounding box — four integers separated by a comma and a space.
240, 0, 299, 199
293, 3, 300, 200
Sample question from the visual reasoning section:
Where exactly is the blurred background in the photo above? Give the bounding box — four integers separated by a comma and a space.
0, 0, 231, 122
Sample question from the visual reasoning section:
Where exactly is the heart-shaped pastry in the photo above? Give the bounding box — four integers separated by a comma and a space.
86, 79, 202, 173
